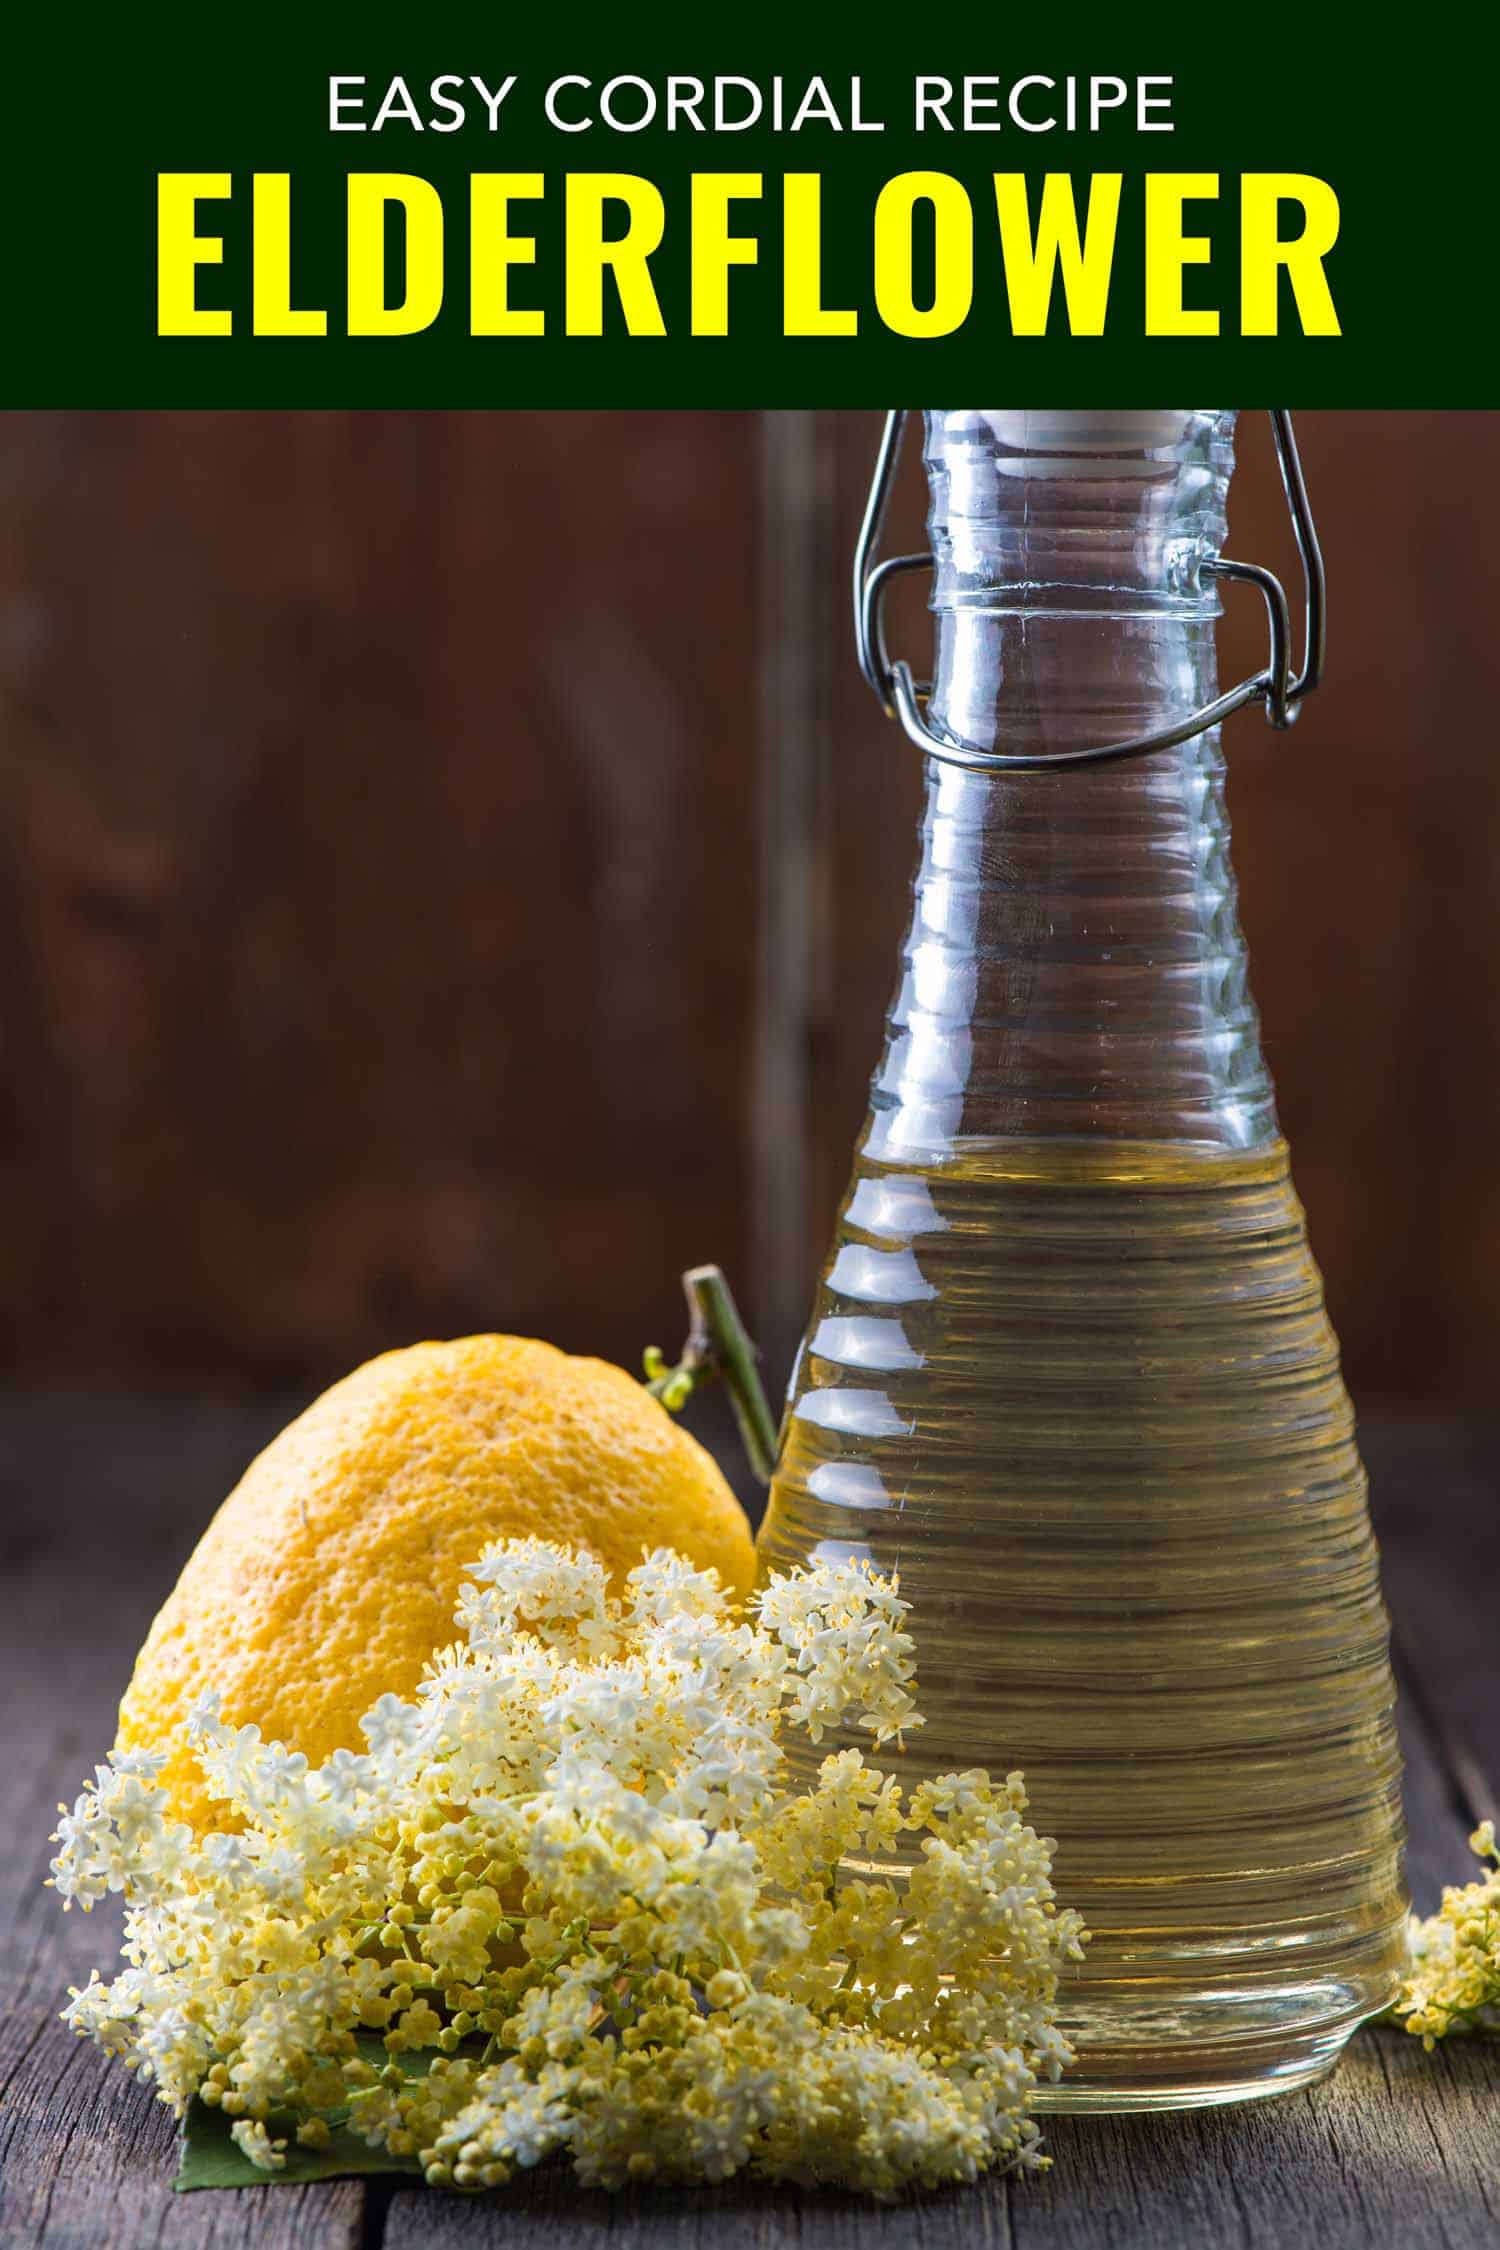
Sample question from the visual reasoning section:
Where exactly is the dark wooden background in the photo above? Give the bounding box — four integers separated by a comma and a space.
0, 411, 1495, 1410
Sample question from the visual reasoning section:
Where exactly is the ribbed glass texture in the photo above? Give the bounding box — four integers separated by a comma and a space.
757, 409, 1408, 2110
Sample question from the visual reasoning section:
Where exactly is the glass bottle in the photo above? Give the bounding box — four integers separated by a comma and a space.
756, 409, 1408, 2111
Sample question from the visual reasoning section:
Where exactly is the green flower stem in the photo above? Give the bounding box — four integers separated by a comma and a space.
644, 1265, 779, 1486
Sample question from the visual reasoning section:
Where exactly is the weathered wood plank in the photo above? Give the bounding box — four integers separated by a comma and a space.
1013, 2031, 1500, 2250
0, 2017, 368, 2250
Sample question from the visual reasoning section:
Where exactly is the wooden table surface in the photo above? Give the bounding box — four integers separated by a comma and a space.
2, 1399, 1496, 2250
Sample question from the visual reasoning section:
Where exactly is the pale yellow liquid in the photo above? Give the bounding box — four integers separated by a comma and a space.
758, 1138, 1408, 2109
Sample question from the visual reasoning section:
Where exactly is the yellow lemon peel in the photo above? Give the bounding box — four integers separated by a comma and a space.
115, 1336, 754, 1826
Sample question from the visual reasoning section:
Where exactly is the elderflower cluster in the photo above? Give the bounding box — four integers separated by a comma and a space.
1392, 1822, 1500, 2047
51, 1541, 1084, 2197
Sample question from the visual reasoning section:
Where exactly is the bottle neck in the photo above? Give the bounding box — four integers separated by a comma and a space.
865, 410, 1278, 1160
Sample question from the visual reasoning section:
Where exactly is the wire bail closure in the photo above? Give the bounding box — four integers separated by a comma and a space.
854, 409, 1326, 772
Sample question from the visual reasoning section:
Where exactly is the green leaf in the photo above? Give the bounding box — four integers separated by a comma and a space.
175, 2108, 423, 2190
175, 2035, 428, 2192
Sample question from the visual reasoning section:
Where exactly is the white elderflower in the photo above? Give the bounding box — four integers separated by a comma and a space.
229, 2117, 288, 2172
459, 1538, 615, 1655
752, 1559, 919, 1745
360, 1691, 432, 1763
1394, 1821, 1500, 2046
625, 1549, 725, 1626
50, 1537, 1084, 2198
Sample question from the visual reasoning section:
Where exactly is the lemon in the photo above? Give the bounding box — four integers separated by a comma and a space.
115, 1336, 755, 1827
